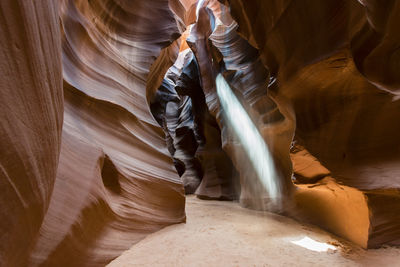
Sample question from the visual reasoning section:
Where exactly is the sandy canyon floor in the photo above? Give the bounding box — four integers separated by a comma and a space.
109, 196, 400, 266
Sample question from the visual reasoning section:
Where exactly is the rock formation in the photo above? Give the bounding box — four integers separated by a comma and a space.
1, 0, 400, 266
151, 48, 238, 199
2, 0, 188, 265
225, 0, 400, 247
0, 1, 63, 266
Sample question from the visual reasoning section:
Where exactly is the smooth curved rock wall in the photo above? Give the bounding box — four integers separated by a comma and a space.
225, 0, 400, 247
0, 1, 63, 266
30, 0, 187, 265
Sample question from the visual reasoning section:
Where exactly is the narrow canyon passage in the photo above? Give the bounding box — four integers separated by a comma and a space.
2, 0, 400, 266
109, 197, 400, 267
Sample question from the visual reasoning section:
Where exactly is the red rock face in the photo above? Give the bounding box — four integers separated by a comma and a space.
29, 0, 187, 265
1, 0, 400, 265
225, 0, 400, 247
1, 0, 187, 265
185, 0, 295, 211
0, 1, 63, 266
352, 0, 400, 95
151, 48, 239, 199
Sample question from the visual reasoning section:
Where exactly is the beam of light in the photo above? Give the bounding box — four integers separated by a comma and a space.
291, 237, 337, 252
216, 74, 281, 204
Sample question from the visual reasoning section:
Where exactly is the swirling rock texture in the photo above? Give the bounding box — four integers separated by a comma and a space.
151, 48, 238, 199
2, 0, 400, 265
225, 0, 400, 248
29, 0, 188, 266
185, 0, 296, 212
2, 0, 190, 266
172, 0, 400, 249
176, 52, 238, 200
210, 5, 295, 210
352, 0, 400, 95
150, 49, 203, 193
0, 1, 63, 266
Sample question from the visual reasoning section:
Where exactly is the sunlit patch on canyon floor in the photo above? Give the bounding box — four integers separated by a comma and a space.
108, 196, 400, 266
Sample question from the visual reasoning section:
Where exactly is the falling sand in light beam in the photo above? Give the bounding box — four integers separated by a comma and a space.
216, 74, 281, 206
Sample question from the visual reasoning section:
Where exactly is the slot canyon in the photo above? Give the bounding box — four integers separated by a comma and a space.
1, 0, 400, 266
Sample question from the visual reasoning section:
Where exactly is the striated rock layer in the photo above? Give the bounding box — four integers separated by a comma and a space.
151, 47, 239, 199
28, 0, 188, 266
186, 0, 295, 211
0, 1, 63, 266
0, 0, 191, 265
2, 0, 400, 265
164, 0, 400, 248
225, 0, 400, 247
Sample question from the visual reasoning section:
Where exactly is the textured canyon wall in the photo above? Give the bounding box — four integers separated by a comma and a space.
352, 0, 400, 95
2, 0, 400, 265
224, 0, 400, 247
28, 0, 188, 266
186, 0, 295, 211
152, 48, 239, 199
1, 0, 192, 266
0, 1, 63, 266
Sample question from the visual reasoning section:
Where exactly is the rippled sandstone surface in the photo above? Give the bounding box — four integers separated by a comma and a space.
1, 0, 400, 266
